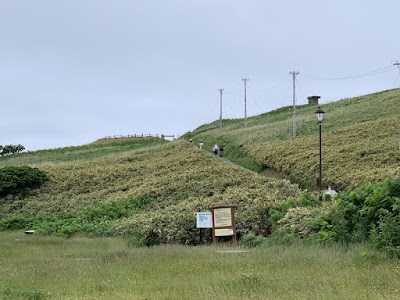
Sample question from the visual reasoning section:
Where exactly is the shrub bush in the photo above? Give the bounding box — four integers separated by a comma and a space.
288, 172, 315, 190
240, 233, 267, 247
0, 196, 155, 238
310, 178, 400, 256
269, 191, 320, 230
0, 166, 49, 197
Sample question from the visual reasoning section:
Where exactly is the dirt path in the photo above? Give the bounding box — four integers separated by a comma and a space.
212, 153, 285, 180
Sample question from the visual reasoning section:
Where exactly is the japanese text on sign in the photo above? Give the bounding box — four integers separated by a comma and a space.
214, 208, 232, 227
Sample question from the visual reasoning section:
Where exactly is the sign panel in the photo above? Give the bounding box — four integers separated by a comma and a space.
215, 228, 234, 237
196, 212, 213, 228
214, 208, 232, 227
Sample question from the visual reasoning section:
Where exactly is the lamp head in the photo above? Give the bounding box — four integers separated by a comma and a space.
315, 106, 325, 122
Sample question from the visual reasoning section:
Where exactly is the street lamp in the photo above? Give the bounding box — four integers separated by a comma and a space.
315, 106, 325, 201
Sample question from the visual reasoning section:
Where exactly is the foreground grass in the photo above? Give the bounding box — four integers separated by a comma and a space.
1, 231, 399, 299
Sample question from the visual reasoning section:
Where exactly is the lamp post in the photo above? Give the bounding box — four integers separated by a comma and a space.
315, 106, 325, 201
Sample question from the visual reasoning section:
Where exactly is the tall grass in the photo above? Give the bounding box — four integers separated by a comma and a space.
1, 231, 399, 299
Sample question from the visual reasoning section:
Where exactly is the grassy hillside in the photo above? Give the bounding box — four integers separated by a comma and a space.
0, 137, 169, 166
0, 138, 299, 244
182, 89, 400, 190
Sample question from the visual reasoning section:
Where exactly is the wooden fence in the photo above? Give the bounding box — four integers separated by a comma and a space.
103, 134, 176, 140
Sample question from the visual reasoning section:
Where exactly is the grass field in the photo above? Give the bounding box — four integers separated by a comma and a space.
1, 231, 399, 300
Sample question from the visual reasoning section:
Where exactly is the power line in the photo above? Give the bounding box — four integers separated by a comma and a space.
249, 75, 290, 92
282, 80, 293, 107
294, 76, 308, 105
302, 65, 396, 81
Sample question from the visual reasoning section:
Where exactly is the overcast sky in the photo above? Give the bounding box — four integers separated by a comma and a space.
1, 1, 399, 150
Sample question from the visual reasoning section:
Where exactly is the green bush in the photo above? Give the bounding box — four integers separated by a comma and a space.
0, 196, 155, 238
0, 166, 49, 197
288, 172, 315, 190
269, 191, 320, 228
311, 178, 400, 256
240, 233, 267, 247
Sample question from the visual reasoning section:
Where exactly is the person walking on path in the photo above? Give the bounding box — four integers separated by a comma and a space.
213, 144, 218, 155
219, 145, 225, 157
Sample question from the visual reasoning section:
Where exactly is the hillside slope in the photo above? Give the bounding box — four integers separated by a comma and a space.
0, 139, 299, 243
182, 89, 400, 190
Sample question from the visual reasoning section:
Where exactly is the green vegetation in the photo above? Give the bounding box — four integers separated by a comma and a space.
182, 89, 400, 190
309, 178, 400, 256
0, 166, 49, 197
0, 139, 299, 244
0, 196, 155, 239
269, 178, 400, 257
1, 231, 399, 300
0, 144, 25, 156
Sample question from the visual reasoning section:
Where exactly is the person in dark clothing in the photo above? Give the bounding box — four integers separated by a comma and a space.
219, 145, 225, 157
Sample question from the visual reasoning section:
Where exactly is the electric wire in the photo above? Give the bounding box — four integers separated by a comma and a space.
302, 65, 396, 81
281, 80, 292, 108
214, 63, 400, 121
294, 77, 308, 105
248, 74, 290, 92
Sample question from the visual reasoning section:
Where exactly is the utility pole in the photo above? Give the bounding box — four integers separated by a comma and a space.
289, 71, 299, 137
218, 88, 224, 129
242, 78, 249, 128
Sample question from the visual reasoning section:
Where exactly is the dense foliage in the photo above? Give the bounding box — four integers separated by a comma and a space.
313, 178, 400, 256
275, 178, 400, 257
0, 196, 155, 239
0, 166, 49, 197
0, 144, 25, 156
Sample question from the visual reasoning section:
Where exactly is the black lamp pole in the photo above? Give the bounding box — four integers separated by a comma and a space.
315, 106, 325, 201
319, 119, 322, 201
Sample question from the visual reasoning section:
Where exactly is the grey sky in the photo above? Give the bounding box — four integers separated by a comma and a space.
1, 0, 399, 150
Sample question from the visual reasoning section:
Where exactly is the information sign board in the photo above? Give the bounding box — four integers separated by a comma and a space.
214, 208, 232, 227
215, 228, 234, 237
208, 204, 238, 245
196, 212, 213, 228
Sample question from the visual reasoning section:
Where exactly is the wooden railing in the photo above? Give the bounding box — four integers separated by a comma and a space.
103, 134, 175, 140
